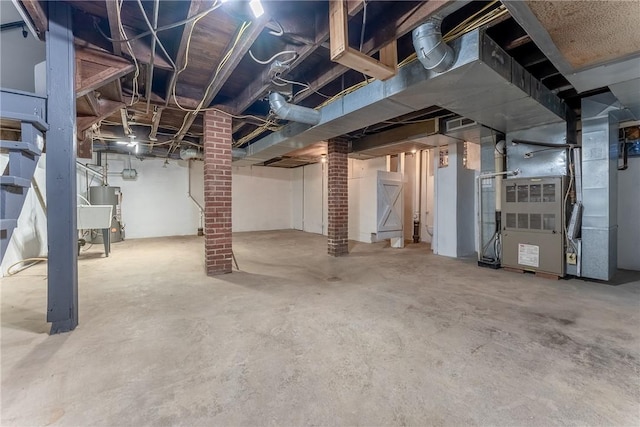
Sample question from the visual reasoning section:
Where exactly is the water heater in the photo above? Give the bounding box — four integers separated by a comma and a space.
88, 186, 124, 243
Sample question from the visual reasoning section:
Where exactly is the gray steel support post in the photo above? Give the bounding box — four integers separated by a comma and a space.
46, 2, 78, 334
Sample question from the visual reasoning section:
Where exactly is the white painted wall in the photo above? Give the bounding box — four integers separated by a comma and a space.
348, 157, 386, 242
104, 155, 200, 239
190, 162, 295, 232
290, 158, 385, 242
231, 165, 293, 232
618, 157, 640, 271
433, 142, 476, 257
0, 2, 46, 92
291, 162, 327, 235
0, 155, 48, 276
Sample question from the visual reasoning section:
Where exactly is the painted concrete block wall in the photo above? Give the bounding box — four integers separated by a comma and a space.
618, 157, 640, 271
106, 156, 200, 239
291, 158, 384, 242
0, 2, 46, 93
231, 165, 293, 232
300, 162, 328, 235
190, 162, 294, 232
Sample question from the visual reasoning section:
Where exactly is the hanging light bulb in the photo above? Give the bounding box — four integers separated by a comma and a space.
249, 0, 264, 18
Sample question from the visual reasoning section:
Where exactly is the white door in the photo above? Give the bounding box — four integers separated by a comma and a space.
377, 170, 403, 239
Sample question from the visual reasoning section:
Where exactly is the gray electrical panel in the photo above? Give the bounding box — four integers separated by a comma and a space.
502, 176, 567, 276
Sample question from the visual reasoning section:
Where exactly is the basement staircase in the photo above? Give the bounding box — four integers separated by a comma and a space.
0, 89, 47, 263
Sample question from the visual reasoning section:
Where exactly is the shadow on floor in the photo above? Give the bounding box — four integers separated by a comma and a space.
1, 305, 49, 334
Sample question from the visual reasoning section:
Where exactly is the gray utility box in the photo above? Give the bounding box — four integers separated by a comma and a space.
502, 176, 567, 276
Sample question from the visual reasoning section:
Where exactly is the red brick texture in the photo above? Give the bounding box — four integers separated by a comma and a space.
327, 139, 349, 256
203, 109, 233, 275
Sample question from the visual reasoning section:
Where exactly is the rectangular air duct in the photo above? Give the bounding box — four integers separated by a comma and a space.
235, 29, 568, 166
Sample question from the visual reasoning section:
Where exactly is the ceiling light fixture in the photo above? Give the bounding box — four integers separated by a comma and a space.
320, 154, 327, 163
249, 0, 264, 18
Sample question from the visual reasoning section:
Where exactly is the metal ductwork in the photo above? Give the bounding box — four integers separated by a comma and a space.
269, 92, 321, 125
180, 147, 246, 161
412, 18, 455, 73
235, 29, 568, 167
232, 148, 246, 160
180, 148, 203, 160
580, 93, 634, 281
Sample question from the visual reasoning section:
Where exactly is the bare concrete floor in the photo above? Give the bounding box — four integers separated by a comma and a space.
2, 230, 639, 426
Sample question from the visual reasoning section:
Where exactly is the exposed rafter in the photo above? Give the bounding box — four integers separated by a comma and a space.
172, 15, 269, 144
329, 0, 397, 81
296, 0, 456, 104
75, 47, 135, 97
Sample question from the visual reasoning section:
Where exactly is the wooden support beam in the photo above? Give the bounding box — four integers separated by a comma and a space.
149, 106, 163, 146
329, 0, 397, 81
19, 0, 47, 40
120, 108, 132, 135
85, 92, 100, 116
505, 34, 532, 51
77, 99, 125, 132
347, 0, 365, 16
297, 1, 454, 104
104, 0, 122, 56
165, 0, 206, 106
75, 47, 134, 97
172, 16, 269, 144
77, 131, 92, 159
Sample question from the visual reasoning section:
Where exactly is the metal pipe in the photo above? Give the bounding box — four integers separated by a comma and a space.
413, 150, 421, 243
494, 140, 505, 212
269, 92, 321, 125
76, 161, 105, 180
475, 169, 519, 261
187, 160, 204, 234
180, 148, 203, 160
412, 17, 455, 73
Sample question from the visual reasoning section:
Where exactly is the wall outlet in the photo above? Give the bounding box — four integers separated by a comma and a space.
566, 253, 577, 265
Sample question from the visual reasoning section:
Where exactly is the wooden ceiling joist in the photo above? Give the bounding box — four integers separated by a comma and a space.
19, 0, 47, 40
75, 47, 135, 98
104, 0, 122, 56
296, 0, 454, 104
172, 15, 269, 143
329, 0, 397, 81
77, 99, 125, 132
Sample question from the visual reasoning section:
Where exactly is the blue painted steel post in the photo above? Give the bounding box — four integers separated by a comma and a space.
46, 2, 78, 333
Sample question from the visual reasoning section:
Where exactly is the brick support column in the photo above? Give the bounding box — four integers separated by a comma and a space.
203, 109, 233, 275
327, 139, 349, 256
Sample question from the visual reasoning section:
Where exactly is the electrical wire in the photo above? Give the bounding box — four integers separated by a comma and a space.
135, 0, 176, 70
170, 21, 252, 152
116, 0, 141, 106
94, 2, 223, 44
268, 19, 284, 37
6, 257, 48, 276
249, 49, 298, 65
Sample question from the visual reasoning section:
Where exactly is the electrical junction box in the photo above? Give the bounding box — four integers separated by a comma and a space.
501, 176, 567, 276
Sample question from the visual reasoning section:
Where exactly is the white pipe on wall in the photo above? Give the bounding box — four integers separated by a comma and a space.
494, 140, 506, 212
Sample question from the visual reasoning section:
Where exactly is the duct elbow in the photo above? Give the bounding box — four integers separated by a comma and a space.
412, 18, 455, 73
269, 92, 321, 125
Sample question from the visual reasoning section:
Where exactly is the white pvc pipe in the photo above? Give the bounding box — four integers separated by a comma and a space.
494, 140, 506, 212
